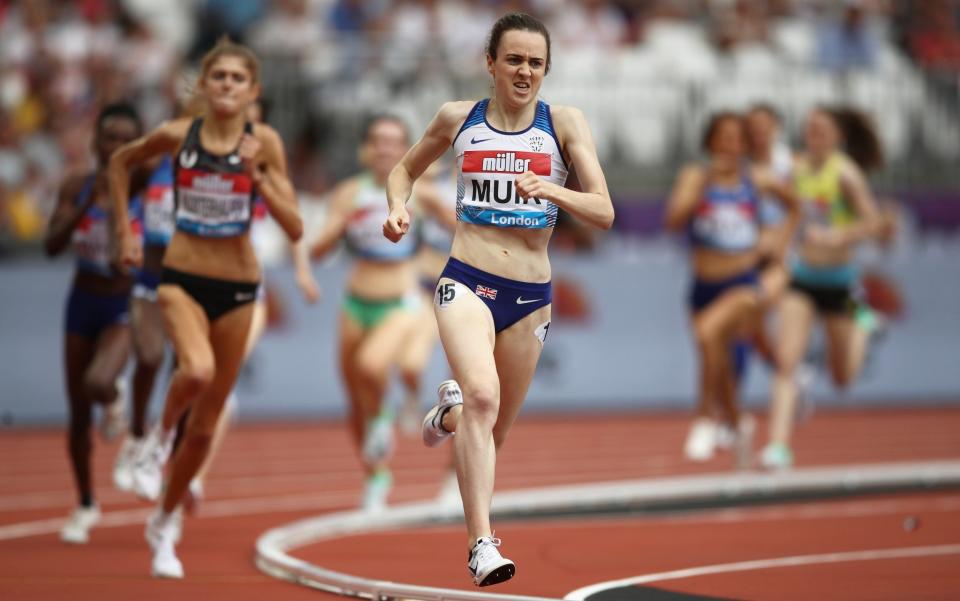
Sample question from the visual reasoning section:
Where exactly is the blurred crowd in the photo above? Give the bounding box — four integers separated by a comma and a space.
1, 0, 958, 245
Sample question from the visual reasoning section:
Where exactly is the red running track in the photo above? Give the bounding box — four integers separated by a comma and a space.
1, 407, 958, 600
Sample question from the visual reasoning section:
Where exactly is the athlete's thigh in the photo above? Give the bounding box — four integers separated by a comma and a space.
87, 324, 132, 388
189, 304, 255, 432
773, 290, 816, 371
157, 285, 213, 373
64, 333, 95, 405
433, 277, 497, 393
492, 304, 551, 444
358, 306, 420, 371
338, 310, 365, 390
397, 299, 439, 373
693, 286, 758, 343
131, 297, 166, 363
242, 299, 268, 360
822, 313, 855, 377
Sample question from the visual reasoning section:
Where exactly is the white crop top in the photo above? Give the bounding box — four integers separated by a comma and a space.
453, 99, 568, 229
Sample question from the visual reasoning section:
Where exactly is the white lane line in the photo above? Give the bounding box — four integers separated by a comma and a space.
0, 485, 436, 541
563, 544, 960, 600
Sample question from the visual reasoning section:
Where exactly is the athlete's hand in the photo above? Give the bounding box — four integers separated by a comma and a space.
383, 206, 410, 243
116, 232, 143, 272
515, 171, 553, 202
296, 268, 321, 304
238, 133, 263, 181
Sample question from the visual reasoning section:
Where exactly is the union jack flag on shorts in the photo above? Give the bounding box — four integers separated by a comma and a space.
475, 284, 498, 300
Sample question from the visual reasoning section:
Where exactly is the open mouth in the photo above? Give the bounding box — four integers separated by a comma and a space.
513, 81, 530, 93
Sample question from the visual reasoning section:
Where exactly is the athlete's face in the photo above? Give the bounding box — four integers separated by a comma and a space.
362, 119, 409, 178
804, 110, 839, 157
94, 116, 140, 165
746, 110, 778, 155
201, 55, 260, 118
709, 118, 745, 159
487, 29, 548, 109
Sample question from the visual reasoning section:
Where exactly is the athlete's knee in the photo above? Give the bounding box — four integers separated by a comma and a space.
176, 360, 215, 396
135, 339, 165, 371
82, 372, 118, 404
355, 353, 390, 385
462, 381, 500, 424
180, 429, 215, 454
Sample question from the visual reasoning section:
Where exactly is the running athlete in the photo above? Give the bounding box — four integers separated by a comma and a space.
112, 153, 174, 492
666, 113, 799, 466
761, 107, 883, 470
383, 13, 614, 586
110, 38, 302, 578
309, 114, 419, 512
44, 103, 144, 544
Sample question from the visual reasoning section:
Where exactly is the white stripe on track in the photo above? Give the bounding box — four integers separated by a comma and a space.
564, 544, 960, 600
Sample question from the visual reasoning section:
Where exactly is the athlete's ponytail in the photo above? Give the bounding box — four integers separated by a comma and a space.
823, 106, 884, 172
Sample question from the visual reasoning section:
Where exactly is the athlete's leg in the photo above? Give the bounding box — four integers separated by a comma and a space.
156, 286, 214, 431
692, 287, 758, 424
489, 306, 550, 449
823, 314, 868, 389
130, 297, 166, 438
338, 311, 367, 454
767, 291, 816, 447
188, 299, 266, 502
83, 324, 131, 407
64, 333, 96, 506
161, 303, 254, 514
434, 280, 498, 547
397, 297, 439, 402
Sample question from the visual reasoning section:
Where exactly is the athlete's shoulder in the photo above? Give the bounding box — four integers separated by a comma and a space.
437, 101, 477, 127
59, 170, 91, 199
251, 122, 282, 145
546, 104, 586, 127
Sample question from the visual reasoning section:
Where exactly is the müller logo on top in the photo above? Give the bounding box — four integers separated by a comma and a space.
462, 150, 551, 176
178, 169, 251, 194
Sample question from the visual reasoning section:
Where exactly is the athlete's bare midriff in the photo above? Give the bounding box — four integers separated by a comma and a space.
347, 259, 416, 300
798, 242, 853, 268
449, 221, 552, 283
162, 232, 260, 282
691, 247, 760, 282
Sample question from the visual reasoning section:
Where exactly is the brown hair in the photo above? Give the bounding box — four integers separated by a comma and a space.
820, 106, 884, 172
486, 12, 552, 74
701, 111, 744, 152
199, 36, 260, 84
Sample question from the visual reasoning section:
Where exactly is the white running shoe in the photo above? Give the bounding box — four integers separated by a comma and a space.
60, 505, 100, 544
113, 436, 143, 492
468, 536, 515, 587
132, 425, 174, 501
146, 509, 184, 579
760, 442, 794, 471
99, 378, 127, 442
422, 380, 463, 448
683, 417, 717, 462
360, 470, 392, 513
362, 411, 395, 465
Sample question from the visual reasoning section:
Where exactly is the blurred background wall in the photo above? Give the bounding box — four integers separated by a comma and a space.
1, 0, 959, 425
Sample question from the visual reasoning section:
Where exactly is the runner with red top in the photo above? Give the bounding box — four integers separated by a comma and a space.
109, 37, 302, 579
383, 12, 614, 587
44, 102, 145, 545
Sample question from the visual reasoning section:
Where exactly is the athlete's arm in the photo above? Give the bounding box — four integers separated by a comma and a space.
664, 165, 706, 232
753, 166, 801, 260
43, 174, 89, 257
291, 238, 321, 303
384, 102, 472, 242
109, 119, 189, 268
309, 178, 356, 260
517, 105, 614, 230
250, 124, 303, 242
837, 159, 882, 245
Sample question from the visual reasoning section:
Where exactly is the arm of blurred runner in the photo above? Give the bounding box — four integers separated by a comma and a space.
43, 174, 89, 257
309, 177, 356, 260
664, 164, 706, 232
